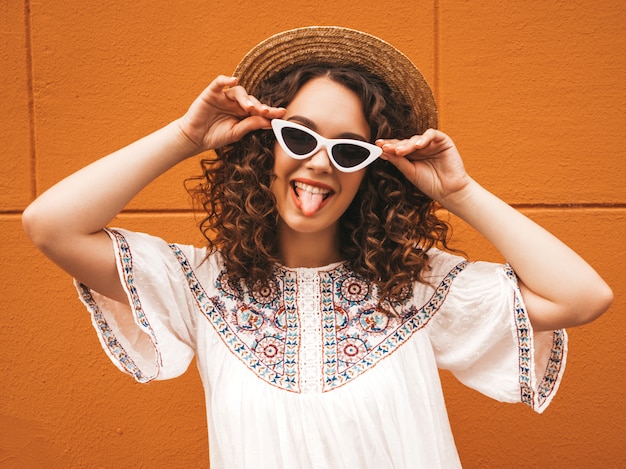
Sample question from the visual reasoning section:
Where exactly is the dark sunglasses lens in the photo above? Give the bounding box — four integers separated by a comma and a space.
332, 144, 371, 168
281, 127, 317, 155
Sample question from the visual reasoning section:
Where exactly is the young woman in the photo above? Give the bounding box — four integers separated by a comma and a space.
22, 26, 612, 468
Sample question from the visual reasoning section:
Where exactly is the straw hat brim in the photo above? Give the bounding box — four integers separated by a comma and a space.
233, 26, 438, 132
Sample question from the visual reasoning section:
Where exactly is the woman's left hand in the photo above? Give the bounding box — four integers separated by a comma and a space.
377, 129, 472, 206
379, 129, 613, 331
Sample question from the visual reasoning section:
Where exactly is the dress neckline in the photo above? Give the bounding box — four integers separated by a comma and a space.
276, 260, 346, 274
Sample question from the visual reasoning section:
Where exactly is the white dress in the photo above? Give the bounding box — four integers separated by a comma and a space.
76, 228, 567, 468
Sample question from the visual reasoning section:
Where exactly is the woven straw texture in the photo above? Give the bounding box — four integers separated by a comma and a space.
234, 26, 438, 132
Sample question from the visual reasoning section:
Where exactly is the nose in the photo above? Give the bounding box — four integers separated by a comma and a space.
305, 146, 333, 172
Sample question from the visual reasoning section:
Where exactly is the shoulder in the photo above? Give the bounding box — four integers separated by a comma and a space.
422, 250, 520, 320
412, 249, 518, 317
422, 248, 513, 288
422, 247, 468, 284
107, 227, 222, 272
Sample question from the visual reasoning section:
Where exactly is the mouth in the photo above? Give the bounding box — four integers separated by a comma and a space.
291, 180, 334, 216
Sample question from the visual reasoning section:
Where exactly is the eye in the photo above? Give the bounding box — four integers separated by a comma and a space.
281, 127, 317, 155
332, 144, 371, 167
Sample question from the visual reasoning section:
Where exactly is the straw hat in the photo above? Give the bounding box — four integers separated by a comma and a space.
233, 26, 438, 132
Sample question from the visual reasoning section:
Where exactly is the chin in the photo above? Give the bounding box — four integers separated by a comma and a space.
279, 214, 338, 236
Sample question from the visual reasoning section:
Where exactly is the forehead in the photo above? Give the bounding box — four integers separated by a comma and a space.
284, 77, 370, 139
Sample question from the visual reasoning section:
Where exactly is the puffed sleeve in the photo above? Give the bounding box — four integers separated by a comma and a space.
74, 228, 207, 383
426, 259, 568, 413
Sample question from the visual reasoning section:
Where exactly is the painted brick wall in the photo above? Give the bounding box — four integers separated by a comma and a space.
2, 1, 624, 467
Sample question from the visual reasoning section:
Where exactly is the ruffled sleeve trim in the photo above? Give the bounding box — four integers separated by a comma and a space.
506, 265, 568, 413
427, 256, 568, 414
76, 285, 161, 383
75, 229, 161, 383
75, 228, 198, 383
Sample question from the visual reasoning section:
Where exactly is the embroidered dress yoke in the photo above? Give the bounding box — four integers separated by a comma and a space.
76, 229, 567, 469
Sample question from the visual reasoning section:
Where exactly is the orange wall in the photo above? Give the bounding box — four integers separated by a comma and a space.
2, 1, 624, 467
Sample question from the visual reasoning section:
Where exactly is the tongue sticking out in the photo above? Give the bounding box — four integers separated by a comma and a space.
297, 188, 326, 216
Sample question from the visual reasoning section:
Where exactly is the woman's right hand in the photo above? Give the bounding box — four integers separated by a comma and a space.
22, 74, 285, 304
177, 75, 286, 153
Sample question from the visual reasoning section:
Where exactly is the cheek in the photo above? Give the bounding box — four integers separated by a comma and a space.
270, 149, 299, 200
341, 171, 367, 197
272, 144, 298, 176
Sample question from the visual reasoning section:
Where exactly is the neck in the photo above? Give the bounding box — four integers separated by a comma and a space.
278, 223, 342, 268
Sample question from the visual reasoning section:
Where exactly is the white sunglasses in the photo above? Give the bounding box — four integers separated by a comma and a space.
271, 119, 382, 172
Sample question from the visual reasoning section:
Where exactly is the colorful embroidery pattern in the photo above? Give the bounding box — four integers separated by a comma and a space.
77, 231, 567, 408
79, 231, 566, 406
537, 329, 566, 407
505, 265, 566, 410
170, 243, 468, 393
323, 263, 470, 391
77, 229, 160, 383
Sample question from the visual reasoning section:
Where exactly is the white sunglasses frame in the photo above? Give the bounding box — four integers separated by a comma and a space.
271, 119, 382, 173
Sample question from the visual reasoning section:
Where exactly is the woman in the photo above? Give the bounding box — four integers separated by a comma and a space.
22, 26, 612, 468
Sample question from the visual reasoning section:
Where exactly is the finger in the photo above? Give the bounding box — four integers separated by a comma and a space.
376, 137, 421, 157
223, 86, 279, 117
379, 129, 444, 158
376, 138, 402, 146
230, 115, 274, 140
194, 77, 233, 105
376, 139, 401, 158
382, 151, 420, 178
414, 129, 446, 149
394, 136, 427, 157
222, 85, 258, 106
207, 75, 238, 93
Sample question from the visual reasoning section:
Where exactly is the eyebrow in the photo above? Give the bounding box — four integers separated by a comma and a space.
287, 115, 369, 142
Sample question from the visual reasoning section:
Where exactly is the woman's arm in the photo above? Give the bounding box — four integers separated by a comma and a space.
378, 130, 613, 331
22, 75, 285, 303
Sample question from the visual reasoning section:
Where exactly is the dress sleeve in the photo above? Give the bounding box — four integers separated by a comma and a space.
74, 228, 204, 383
427, 260, 568, 413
